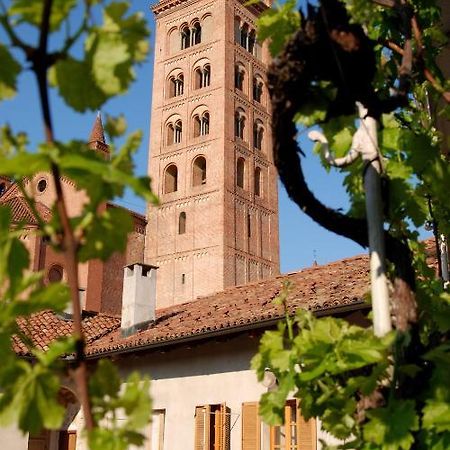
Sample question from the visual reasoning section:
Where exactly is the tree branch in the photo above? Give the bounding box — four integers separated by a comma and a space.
33, 0, 95, 431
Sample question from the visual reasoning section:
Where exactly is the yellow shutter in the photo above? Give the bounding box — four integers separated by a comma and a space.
296, 401, 316, 450
195, 405, 210, 450
215, 404, 230, 450
242, 402, 260, 450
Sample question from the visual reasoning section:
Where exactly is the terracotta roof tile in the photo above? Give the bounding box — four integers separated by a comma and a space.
0, 196, 52, 224
86, 254, 370, 356
13, 311, 120, 356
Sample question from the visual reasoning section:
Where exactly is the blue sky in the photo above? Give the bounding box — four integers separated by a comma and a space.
0, 1, 366, 273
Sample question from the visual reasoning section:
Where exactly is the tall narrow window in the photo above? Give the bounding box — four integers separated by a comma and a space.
248, 30, 256, 54
253, 78, 263, 103
194, 115, 201, 137
253, 121, 264, 150
235, 66, 244, 91
179, 212, 186, 234
234, 17, 241, 43
240, 23, 249, 49
242, 403, 260, 450
167, 123, 175, 145
193, 156, 207, 186
237, 157, 245, 188
174, 120, 182, 143
191, 22, 202, 45
181, 25, 191, 50
169, 74, 184, 98
164, 164, 178, 193
235, 110, 246, 140
247, 213, 251, 238
201, 112, 210, 136
270, 400, 317, 450
194, 404, 230, 450
254, 167, 261, 196
203, 65, 211, 87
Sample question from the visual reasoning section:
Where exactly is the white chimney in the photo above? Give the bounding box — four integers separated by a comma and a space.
121, 263, 157, 337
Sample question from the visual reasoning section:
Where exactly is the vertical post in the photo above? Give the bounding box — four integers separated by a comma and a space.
359, 106, 392, 336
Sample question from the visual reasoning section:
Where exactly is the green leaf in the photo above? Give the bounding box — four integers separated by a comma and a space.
49, 57, 107, 112
257, 0, 300, 56
105, 114, 127, 139
0, 44, 21, 100
8, 0, 77, 32
364, 400, 418, 450
423, 401, 450, 433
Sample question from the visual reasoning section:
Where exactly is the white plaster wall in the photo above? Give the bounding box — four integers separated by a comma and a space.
0, 425, 28, 450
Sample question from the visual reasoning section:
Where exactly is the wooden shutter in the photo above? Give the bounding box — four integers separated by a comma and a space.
242, 402, 260, 450
214, 404, 230, 450
296, 401, 316, 450
195, 405, 210, 450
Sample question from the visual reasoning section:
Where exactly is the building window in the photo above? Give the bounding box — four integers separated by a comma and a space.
0, 182, 6, 196
237, 157, 245, 188
179, 212, 186, 234
164, 164, 178, 193
235, 65, 245, 91
181, 25, 191, 50
191, 21, 202, 45
236, 21, 257, 55
271, 400, 316, 450
181, 273, 186, 284
248, 30, 256, 54
193, 156, 207, 186
194, 404, 230, 450
254, 167, 262, 196
37, 178, 48, 193
194, 64, 211, 89
167, 119, 182, 145
247, 213, 251, 238
235, 109, 246, 140
48, 265, 64, 283
253, 77, 263, 103
169, 74, 184, 98
240, 23, 249, 49
253, 120, 264, 150
194, 112, 210, 137
150, 410, 165, 450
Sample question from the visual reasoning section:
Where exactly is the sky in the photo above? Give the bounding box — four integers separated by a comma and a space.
0, 1, 366, 273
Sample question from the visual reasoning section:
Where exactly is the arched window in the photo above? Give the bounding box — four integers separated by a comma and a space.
175, 120, 182, 143
181, 25, 191, 50
254, 167, 262, 196
179, 212, 186, 234
194, 64, 211, 89
191, 22, 201, 46
193, 115, 201, 137
203, 65, 211, 87
253, 120, 264, 150
234, 17, 241, 43
48, 265, 64, 283
248, 30, 256, 54
169, 74, 184, 98
253, 77, 263, 102
201, 112, 209, 135
240, 23, 249, 49
237, 157, 245, 188
164, 164, 178, 193
235, 109, 246, 140
193, 156, 207, 186
167, 123, 175, 145
235, 65, 245, 91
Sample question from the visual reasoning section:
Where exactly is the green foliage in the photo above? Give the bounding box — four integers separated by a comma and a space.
88, 360, 152, 450
257, 0, 300, 56
0, 1, 155, 446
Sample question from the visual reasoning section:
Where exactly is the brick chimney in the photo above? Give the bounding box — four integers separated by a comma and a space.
121, 263, 157, 337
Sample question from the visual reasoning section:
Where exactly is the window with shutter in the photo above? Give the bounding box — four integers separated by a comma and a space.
242, 402, 260, 450
270, 400, 316, 450
194, 404, 230, 450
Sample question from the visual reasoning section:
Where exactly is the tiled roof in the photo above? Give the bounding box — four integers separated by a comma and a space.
13, 311, 120, 356
87, 254, 370, 356
0, 195, 52, 225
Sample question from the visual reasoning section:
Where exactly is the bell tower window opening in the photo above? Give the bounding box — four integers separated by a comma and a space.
181, 25, 191, 50
254, 167, 262, 197
164, 164, 178, 193
253, 120, 264, 150
191, 22, 201, 46
240, 23, 249, 49
253, 77, 263, 103
236, 157, 245, 188
201, 112, 209, 136
193, 156, 207, 186
179, 212, 186, 234
194, 64, 211, 89
235, 66, 245, 91
248, 30, 256, 54
174, 120, 182, 143
235, 109, 246, 140
169, 74, 184, 98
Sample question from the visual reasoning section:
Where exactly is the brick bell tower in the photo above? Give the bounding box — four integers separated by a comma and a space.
146, 0, 279, 308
